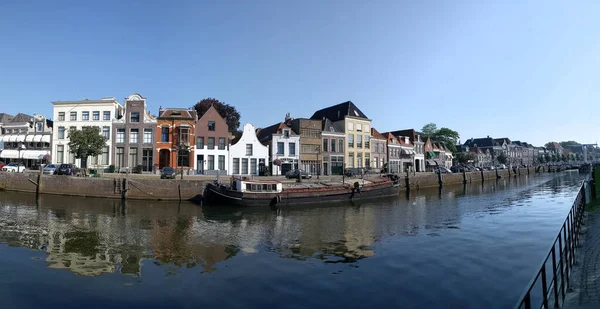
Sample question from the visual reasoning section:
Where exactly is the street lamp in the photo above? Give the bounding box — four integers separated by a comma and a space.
18, 143, 25, 164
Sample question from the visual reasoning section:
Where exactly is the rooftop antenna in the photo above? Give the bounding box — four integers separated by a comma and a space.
78, 94, 88, 100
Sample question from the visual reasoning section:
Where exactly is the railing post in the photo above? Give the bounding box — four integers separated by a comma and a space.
558, 235, 566, 300
541, 264, 549, 308
563, 226, 570, 291
551, 246, 559, 308
524, 293, 531, 309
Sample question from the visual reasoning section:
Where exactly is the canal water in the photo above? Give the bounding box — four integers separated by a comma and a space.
0, 172, 586, 309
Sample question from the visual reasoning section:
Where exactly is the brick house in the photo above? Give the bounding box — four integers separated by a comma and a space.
370, 128, 387, 171
156, 107, 197, 172
194, 105, 230, 175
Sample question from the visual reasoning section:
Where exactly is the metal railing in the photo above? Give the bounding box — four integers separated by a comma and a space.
514, 182, 587, 309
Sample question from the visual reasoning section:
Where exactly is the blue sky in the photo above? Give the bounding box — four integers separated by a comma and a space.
1, 0, 599, 146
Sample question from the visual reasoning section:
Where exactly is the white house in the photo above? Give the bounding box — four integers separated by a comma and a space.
229, 123, 269, 176
257, 121, 300, 176
0, 113, 52, 167
52, 97, 123, 168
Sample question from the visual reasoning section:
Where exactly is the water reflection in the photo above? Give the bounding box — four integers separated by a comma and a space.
0, 172, 588, 308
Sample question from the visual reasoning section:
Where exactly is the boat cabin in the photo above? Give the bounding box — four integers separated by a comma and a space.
231, 178, 283, 193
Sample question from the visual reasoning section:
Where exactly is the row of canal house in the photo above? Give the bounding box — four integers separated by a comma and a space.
0, 113, 53, 167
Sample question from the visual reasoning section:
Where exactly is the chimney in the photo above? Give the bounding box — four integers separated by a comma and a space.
285, 113, 291, 122
159, 105, 163, 116
487, 135, 490, 138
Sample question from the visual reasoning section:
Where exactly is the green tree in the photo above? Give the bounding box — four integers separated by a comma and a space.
68, 126, 108, 169
560, 141, 581, 148
497, 152, 507, 164
421, 123, 438, 137
432, 127, 460, 153
544, 142, 557, 148
561, 154, 568, 162
544, 153, 551, 162
193, 98, 242, 132
456, 152, 476, 164
576, 153, 583, 161
538, 155, 546, 164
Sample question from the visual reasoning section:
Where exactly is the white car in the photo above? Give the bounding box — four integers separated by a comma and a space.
2, 162, 26, 173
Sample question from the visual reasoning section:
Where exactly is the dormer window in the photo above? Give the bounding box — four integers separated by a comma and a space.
353, 110, 359, 116
35, 122, 44, 132
329, 126, 335, 132
283, 129, 290, 138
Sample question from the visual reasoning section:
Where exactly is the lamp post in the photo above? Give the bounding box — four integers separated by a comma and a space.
18, 143, 25, 164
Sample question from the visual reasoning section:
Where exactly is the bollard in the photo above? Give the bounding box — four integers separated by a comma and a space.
405, 170, 410, 190
437, 170, 443, 188
121, 178, 127, 200
480, 169, 484, 182
462, 170, 467, 184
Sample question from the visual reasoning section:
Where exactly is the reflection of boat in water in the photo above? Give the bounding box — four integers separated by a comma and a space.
203, 175, 401, 207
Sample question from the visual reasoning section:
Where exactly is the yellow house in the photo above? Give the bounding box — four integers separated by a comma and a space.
310, 101, 372, 169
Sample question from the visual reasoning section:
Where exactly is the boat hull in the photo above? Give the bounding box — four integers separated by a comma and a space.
203, 180, 401, 207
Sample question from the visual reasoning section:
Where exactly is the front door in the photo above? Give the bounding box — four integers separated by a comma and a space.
281, 163, 292, 176
158, 149, 170, 169
323, 162, 328, 175
197, 155, 204, 174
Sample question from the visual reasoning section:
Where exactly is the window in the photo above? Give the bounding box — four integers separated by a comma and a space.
102, 126, 110, 138
289, 143, 296, 155
34, 122, 43, 132
339, 139, 344, 153
93, 111, 100, 121
364, 125, 370, 132
161, 127, 169, 142
356, 123, 362, 132
143, 129, 152, 143
58, 112, 65, 121
208, 155, 215, 170
233, 158, 240, 174
357, 135, 362, 148
365, 136, 370, 149
218, 137, 226, 150
250, 158, 257, 175
179, 127, 189, 144
348, 152, 354, 168
103, 111, 111, 120
357, 153, 363, 168
283, 130, 290, 138
208, 121, 215, 131
177, 150, 190, 167
277, 142, 284, 155
208, 137, 215, 150
82, 112, 89, 121
142, 148, 153, 171
348, 122, 354, 131
348, 134, 354, 148
130, 129, 139, 143
323, 139, 328, 152
129, 147, 139, 167
365, 153, 370, 168
58, 127, 65, 139
102, 146, 109, 165
246, 144, 253, 156
331, 139, 336, 152
56, 145, 64, 164
70, 112, 77, 121
69, 152, 76, 164
116, 147, 124, 168
130, 112, 140, 123
242, 158, 248, 174
116, 128, 125, 143
218, 155, 225, 170
197, 137, 204, 149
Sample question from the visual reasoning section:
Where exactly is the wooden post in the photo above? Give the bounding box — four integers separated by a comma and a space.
480, 169, 484, 182
462, 170, 467, 184
121, 178, 127, 200
405, 170, 410, 190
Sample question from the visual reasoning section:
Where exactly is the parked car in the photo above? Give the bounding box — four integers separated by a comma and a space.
160, 167, 177, 179
285, 169, 312, 179
435, 167, 452, 174
2, 162, 26, 173
55, 164, 80, 176
0, 161, 6, 169
496, 164, 507, 170
43, 164, 58, 175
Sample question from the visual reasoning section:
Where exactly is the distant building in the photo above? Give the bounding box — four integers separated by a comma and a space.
156, 107, 197, 172
229, 123, 269, 175
370, 128, 387, 171
287, 118, 322, 175
388, 129, 425, 172
320, 118, 345, 175
257, 117, 300, 176
0, 113, 52, 167
194, 105, 231, 175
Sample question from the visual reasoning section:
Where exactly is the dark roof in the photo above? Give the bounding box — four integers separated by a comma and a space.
493, 137, 511, 145
463, 137, 497, 148
310, 101, 368, 122
371, 128, 387, 140
256, 122, 291, 143
321, 118, 344, 133
11, 113, 33, 123
387, 129, 424, 143
0, 113, 14, 123
456, 145, 468, 152
157, 108, 197, 120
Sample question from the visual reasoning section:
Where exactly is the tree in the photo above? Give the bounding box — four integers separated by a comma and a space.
538, 155, 546, 164
431, 127, 460, 153
561, 154, 568, 162
193, 98, 241, 132
68, 126, 108, 169
560, 141, 581, 148
544, 153, 551, 163
456, 152, 476, 164
576, 153, 583, 161
497, 152, 507, 164
544, 142, 556, 148
421, 123, 438, 137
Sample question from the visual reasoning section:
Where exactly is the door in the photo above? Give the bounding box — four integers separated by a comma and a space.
197, 155, 204, 174
323, 162, 329, 175
158, 149, 170, 169
281, 163, 292, 176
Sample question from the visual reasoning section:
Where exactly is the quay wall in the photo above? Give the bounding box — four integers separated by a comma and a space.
0, 167, 547, 200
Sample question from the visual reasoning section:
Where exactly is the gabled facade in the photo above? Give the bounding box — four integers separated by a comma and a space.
194, 105, 230, 175
389, 129, 425, 172
0, 113, 52, 167
156, 107, 197, 172
398, 136, 417, 171
229, 123, 268, 175
257, 117, 300, 176
463, 136, 505, 165
310, 101, 372, 169
52, 97, 123, 168
288, 118, 322, 175
383, 132, 402, 173
320, 119, 345, 175
370, 128, 387, 171
112, 94, 157, 172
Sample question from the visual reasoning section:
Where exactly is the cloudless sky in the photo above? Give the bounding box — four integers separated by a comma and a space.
1, 0, 599, 146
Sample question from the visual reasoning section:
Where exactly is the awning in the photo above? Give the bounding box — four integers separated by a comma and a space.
25, 135, 35, 142
0, 136, 5, 142
41, 135, 51, 143
6, 135, 16, 142
427, 151, 435, 157
0, 149, 20, 159
22, 150, 49, 160
15, 135, 26, 142
33, 135, 43, 142
426, 160, 437, 166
